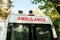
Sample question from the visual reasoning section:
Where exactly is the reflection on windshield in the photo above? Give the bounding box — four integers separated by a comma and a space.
36, 25, 51, 40
6, 23, 53, 40
11, 24, 29, 40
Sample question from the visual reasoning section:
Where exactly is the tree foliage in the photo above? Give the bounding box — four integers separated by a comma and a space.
0, 0, 3, 4
31, 0, 60, 24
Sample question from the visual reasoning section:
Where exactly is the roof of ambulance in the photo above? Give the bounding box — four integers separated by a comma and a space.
7, 13, 52, 24
9, 13, 46, 17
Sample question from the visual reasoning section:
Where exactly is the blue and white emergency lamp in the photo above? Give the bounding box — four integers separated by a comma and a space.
28, 10, 34, 16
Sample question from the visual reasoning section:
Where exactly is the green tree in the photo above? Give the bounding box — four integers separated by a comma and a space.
31, 0, 60, 24
0, 0, 3, 4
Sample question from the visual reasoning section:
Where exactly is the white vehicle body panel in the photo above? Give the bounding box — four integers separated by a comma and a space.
1, 14, 57, 40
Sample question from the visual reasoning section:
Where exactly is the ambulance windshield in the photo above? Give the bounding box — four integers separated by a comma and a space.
6, 23, 53, 40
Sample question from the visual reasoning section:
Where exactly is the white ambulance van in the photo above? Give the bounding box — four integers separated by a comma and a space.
4, 13, 58, 40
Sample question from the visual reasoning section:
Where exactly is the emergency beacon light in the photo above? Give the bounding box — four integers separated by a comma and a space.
28, 10, 34, 16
